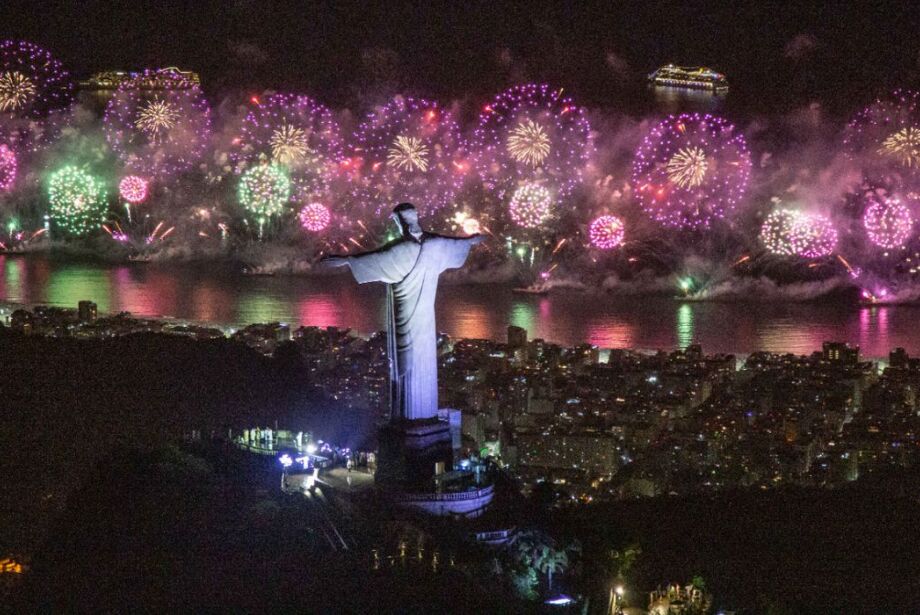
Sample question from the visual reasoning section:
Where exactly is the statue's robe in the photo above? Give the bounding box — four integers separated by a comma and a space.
346, 233, 473, 421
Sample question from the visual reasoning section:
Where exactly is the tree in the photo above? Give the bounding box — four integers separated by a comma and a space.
690, 574, 706, 592
511, 567, 539, 600
610, 543, 642, 581
510, 529, 580, 592
536, 544, 569, 591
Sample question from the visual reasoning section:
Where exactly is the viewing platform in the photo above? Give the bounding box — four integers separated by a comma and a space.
393, 483, 494, 518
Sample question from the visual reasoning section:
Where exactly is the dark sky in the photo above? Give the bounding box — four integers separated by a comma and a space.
3, 1, 920, 113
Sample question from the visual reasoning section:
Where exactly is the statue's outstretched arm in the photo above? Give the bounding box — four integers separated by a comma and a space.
319, 240, 399, 269
319, 254, 349, 268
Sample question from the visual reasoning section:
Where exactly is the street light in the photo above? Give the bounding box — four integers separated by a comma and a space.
609, 585, 626, 615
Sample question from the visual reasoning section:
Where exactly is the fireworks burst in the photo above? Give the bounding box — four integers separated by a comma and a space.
473, 83, 591, 197
387, 135, 430, 172
462, 217, 481, 235
119, 175, 148, 204
238, 163, 291, 220
863, 196, 914, 249
0, 144, 16, 191
507, 119, 551, 167
844, 90, 920, 178
351, 96, 464, 216
270, 124, 311, 167
632, 113, 751, 229
798, 213, 838, 258
509, 183, 552, 228
134, 98, 180, 141
760, 208, 837, 258
878, 127, 920, 168
103, 69, 211, 177
760, 209, 802, 256
589, 215, 626, 250
298, 202, 331, 232
0, 71, 36, 112
0, 40, 74, 118
47, 166, 108, 237
666, 146, 708, 188
235, 93, 343, 201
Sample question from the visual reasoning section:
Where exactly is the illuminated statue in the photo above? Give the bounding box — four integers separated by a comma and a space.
322, 203, 484, 421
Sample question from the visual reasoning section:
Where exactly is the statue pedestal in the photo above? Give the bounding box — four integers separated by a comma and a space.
376, 418, 453, 488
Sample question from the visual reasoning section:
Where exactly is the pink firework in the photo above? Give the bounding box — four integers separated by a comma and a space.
863, 196, 913, 249
472, 83, 592, 198
796, 212, 838, 258
632, 113, 751, 229
350, 96, 465, 216
119, 175, 148, 204
589, 215, 625, 249
299, 202, 331, 232
0, 144, 16, 191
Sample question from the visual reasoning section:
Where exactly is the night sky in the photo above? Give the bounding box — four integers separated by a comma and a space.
2, 1, 920, 112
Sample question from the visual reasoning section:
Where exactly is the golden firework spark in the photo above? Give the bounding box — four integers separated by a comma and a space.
387, 135, 429, 172
879, 127, 920, 167
0, 71, 36, 112
270, 124, 312, 167
506, 119, 551, 167
666, 146, 709, 188
134, 98, 179, 141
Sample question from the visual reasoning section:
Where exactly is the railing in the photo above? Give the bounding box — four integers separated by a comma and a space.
397, 484, 494, 502
474, 528, 515, 542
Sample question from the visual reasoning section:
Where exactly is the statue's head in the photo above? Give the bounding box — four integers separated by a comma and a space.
391, 202, 422, 237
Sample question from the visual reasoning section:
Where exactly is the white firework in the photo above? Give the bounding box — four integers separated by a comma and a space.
387, 134, 429, 172
666, 146, 709, 188
0, 71, 36, 112
879, 127, 920, 167
506, 119, 551, 167
134, 98, 180, 142
270, 124, 313, 167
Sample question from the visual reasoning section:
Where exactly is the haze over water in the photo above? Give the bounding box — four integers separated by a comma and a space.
1, 254, 914, 358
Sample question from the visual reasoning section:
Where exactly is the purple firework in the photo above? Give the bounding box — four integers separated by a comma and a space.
589, 214, 625, 249
0, 40, 74, 117
0, 143, 16, 191
796, 212, 838, 258
863, 196, 914, 249
631, 113, 751, 229
0, 40, 75, 152
234, 93, 344, 202
844, 90, 920, 175
471, 83, 592, 198
349, 95, 465, 216
103, 70, 211, 177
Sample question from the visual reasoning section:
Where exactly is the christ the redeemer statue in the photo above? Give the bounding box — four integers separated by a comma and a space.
322, 203, 484, 422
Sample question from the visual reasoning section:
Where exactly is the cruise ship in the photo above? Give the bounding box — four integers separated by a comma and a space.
648, 64, 729, 92
79, 67, 201, 91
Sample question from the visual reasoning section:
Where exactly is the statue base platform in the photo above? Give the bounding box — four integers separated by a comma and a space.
376, 418, 453, 488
